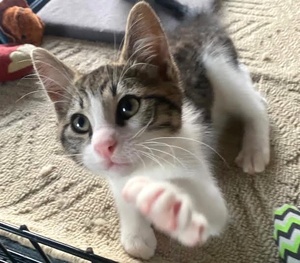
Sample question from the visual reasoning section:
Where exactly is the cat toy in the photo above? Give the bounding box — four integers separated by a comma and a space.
0, 0, 45, 46
274, 204, 300, 263
0, 0, 43, 82
0, 43, 35, 82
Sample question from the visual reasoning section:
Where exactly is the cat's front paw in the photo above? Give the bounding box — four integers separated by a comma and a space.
122, 176, 208, 247
121, 225, 157, 260
235, 136, 270, 174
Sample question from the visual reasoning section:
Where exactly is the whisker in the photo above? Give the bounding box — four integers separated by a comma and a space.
52, 100, 70, 105
113, 32, 118, 86
16, 73, 39, 87
16, 89, 43, 102
137, 146, 176, 169
32, 60, 84, 105
139, 144, 184, 167
133, 151, 146, 170
62, 153, 84, 157
14, 58, 34, 64
35, 73, 74, 99
145, 136, 228, 166
144, 141, 203, 163
129, 115, 154, 141
117, 26, 159, 87
33, 59, 73, 86
117, 61, 151, 88
104, 64, 111, 88
137, 143, 186, 168
137, 150, 165, 170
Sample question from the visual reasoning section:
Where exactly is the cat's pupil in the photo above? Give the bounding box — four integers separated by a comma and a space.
77, 116, 85, 128
122, 100, 133, 113
117, 96, 140, 122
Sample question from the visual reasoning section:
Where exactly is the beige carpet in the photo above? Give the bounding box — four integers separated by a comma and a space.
0, 0, 299, 262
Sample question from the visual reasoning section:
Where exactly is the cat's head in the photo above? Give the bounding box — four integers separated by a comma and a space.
31, 2, 184, 176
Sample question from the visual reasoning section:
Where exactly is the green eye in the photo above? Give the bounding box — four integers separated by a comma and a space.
71, 114, 91, 134
117, 95, 140, 121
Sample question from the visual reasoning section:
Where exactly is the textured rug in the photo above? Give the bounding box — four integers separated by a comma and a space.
0, 0, 299, 262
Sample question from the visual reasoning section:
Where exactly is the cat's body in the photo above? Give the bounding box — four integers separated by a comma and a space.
31, 0, 270, 259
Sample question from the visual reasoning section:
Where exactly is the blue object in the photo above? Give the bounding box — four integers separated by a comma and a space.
27, 0, 51, 13
0, 32, 8, 44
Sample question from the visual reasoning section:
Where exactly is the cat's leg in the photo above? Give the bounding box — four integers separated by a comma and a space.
109, 178, 157, 259
204, 55, 270, 174
122, 174, 228, 246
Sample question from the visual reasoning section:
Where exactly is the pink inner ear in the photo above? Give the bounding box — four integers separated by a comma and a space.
92, 128, 117, 160
48, 89, 64, 102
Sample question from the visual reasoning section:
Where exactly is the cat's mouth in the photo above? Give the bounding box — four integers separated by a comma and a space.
105, 160, 131, 171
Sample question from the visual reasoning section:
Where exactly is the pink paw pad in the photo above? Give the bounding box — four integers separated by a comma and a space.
179, 214, 208, 247
122, 176, 151, 202
138, 188, 182, 232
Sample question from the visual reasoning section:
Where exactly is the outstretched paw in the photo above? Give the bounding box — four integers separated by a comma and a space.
122, 177, 208, 246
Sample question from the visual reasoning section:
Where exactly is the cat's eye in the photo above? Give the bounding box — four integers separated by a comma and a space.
71, 114, 91, 134
117, 95, 140, 120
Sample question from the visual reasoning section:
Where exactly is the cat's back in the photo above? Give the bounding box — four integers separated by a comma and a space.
167, 13, 238, 117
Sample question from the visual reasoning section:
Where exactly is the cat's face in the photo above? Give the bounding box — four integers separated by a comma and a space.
32, 3, 183, 176
59, 63, 182, 175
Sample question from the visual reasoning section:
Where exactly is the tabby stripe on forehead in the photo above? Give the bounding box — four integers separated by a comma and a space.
79, 97, 84, 109
142, 95, 181, 112
110, 84, 117, 96
98, 79, 109, 95
79, 86, 89, 98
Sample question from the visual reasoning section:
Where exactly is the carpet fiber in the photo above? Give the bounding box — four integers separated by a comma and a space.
0, 0, 299, 262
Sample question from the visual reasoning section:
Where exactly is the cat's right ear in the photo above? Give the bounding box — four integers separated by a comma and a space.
31, 48, 75, 118
120, 2, 179, 81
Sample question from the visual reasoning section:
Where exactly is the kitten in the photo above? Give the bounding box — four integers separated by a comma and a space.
31, 1, 270, 260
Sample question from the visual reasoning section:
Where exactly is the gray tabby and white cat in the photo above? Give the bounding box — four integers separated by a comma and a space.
31, 0, 270, 259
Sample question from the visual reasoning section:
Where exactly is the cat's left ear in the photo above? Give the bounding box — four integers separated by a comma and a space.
31, 48, 75, 119
120, 2, 178, 80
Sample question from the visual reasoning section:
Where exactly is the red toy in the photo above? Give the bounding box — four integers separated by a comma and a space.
0, 43, 35, 82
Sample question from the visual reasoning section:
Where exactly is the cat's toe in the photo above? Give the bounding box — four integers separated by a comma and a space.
134, 182, 181, 231
235, 145, 270, 174
121, 228, 157, 259
122, 176, 151, 202
177, 213, 208, 247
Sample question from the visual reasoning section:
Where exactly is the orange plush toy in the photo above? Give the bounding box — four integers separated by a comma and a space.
0, 0, 45, 46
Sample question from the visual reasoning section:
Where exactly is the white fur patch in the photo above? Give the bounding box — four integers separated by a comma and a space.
89, 92, 106, 130
203, 54, 270, 174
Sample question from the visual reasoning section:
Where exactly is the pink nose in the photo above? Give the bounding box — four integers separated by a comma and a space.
92, 129, 117, 159
94, 140, 116, 159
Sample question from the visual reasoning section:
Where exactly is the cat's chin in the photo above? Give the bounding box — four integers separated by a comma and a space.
84, 159, 134, 176
105, 161, 132, 173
